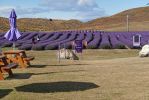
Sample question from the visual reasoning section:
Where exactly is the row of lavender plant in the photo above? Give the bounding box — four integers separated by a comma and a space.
0, 30, 149, 50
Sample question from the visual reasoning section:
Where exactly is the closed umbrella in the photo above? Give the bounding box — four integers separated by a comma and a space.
4, 9, 21, 50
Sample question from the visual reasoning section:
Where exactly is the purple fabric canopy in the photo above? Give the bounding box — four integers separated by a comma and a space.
4, 9, 21, 41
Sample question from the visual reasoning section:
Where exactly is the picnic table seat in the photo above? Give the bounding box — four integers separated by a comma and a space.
1, 63, 18, 74
0, 55, 18, 80
22, 56, 34, 66
23, 56, 34, 61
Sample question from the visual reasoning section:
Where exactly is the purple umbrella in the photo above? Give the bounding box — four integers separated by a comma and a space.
4, 9, 21, 50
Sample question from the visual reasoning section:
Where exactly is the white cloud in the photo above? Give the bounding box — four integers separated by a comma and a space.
0, 6, 15, 17
41, 0, 98, 11
41, 0, 106, 20
76, 9, 106, 21
0, 6, 49, 18
0, 0, 107, 21
16, 7, 49, 15
78, 0, 97, 7
41, 0, 77, 11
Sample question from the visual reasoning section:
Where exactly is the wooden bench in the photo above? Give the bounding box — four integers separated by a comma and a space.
0, 55, 18, 80
3, 50, 34, 68
20, 51, 34, 66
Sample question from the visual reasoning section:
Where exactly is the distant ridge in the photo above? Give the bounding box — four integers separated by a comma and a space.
0, 17, 82, 32
0, 6, 149, 32
79, 6, 149, 31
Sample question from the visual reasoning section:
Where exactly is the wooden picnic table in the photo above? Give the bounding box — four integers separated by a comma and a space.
0, 55, 18, 80
3, 50, 34, 68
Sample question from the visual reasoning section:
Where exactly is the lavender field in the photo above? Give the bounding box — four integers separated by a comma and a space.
0, 30, 149, 50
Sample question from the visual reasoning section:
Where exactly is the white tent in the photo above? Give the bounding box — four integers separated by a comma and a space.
139, 45, 149, 57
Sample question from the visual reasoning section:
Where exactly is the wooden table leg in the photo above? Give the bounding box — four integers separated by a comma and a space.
0, 71, 4, 80
1, 68, 13, 77
17, 55, 27, 68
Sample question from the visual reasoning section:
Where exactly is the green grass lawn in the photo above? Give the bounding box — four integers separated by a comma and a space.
2, 49, 149, 100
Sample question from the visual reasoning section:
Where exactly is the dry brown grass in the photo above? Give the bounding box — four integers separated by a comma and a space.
79, 6, 149, 31
1, 49, 149, 100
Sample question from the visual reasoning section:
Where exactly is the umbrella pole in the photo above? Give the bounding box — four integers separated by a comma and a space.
13, 42, 15, 50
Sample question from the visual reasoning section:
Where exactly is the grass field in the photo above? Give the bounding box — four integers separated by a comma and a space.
1, 49, 149, 100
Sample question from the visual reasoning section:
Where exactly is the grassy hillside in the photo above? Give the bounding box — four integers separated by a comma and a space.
17, 18, 82, 32
0, 6, 149, 32
0, 18, 82, 32
79, 6, 149, 31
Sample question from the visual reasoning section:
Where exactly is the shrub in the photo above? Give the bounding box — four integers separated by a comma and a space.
87, 33, 101, 49
18, 44, 32, 50
65, 42, 72, 49
132, 46, 141, 49
32, 44, 45, 51
15, 43, 22, 47
115, 44, 126, 49
45, 44, 58, 50
100, 44, 112, 49
98, 33, 110, 49
87, 45, 97, 49
2, 42, 12, 47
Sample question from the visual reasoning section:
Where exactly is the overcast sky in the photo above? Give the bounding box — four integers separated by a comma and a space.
0, 0, 149, 21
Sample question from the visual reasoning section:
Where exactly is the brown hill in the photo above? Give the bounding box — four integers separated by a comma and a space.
0, 6, 149, 32
79, 6, 149, 31
17, 18, 83, 32
0, 17, 82, 32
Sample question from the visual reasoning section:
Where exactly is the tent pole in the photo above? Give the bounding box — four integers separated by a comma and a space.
58, 43, 60, 63
13, 42, 15, 50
